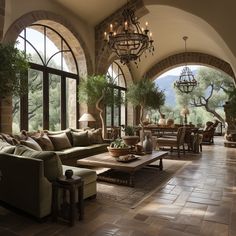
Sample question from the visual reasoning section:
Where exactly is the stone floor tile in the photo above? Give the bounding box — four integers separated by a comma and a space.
0, 137, 235, 236
158, 227, 198, 236
184, 225, 202, 235
190, 192, 211, 199
204, 205, 231, 224
174, 191, 192, 206
187, 196, 221, 206
200, 221, 228, 236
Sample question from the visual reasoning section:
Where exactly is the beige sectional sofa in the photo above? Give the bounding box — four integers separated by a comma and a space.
2, 128, 108, 166
0, 128, 108, 219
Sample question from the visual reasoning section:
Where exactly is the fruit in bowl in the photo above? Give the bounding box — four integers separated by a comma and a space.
107, 138, 130, 157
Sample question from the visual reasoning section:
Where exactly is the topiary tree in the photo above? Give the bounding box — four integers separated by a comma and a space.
78, 74, 122, 139
126, 77, 165, 126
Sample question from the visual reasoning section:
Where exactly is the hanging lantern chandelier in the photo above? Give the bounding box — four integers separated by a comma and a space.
103, 2, 154, 65
174, 36, 197, 94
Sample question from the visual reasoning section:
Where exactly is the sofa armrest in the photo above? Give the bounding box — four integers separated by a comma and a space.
0, 153, 52, 218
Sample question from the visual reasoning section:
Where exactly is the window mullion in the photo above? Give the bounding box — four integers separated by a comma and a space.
43, 70, 49, 130
61, 76, 66, 130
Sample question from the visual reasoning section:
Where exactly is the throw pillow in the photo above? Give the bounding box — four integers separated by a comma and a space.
14, 145, 63, 182
71, 131, 90, 146
0, 138, 15, 153
31, 132, 54, 151
48, 132, 72, 151
0, 133, 19, 145
13, 130, 28, 142
45, 128, 73, 146
20, 136, 42, 151
88, 128, 103, 144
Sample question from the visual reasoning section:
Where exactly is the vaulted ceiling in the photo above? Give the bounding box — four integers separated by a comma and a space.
53, 0, 236, 79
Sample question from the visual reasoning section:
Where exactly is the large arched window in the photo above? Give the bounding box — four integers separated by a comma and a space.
13, 24, 79, 132
105, 62, 127, 128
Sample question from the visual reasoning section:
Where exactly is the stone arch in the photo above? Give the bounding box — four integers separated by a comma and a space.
144, 52, 236, 81
0, 0, 5, 41
3, 10, 92, 76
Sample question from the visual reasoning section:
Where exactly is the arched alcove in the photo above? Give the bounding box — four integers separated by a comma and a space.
144, 52, 235, 82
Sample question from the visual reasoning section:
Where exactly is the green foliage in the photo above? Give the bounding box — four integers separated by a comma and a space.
126, 78, 165, 109
78, 74, 122, 107
110, 138, 128, 148
174, 67, 234, 123
121, 125, 135, 136
225, 87, 236, 117
0, 42, 30, 98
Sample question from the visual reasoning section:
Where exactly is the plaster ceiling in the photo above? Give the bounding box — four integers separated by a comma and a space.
52, 0, 235, 78
53, 0, 127, 26
133, 5, 229, 78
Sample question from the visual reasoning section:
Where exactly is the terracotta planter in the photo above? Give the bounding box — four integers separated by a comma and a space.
122, 136, 139, 146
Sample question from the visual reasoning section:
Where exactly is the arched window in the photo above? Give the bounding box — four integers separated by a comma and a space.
13, 24, 79, 132
105, 62, 127, 129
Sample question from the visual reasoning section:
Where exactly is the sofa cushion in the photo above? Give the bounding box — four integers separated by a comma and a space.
0, 133, 19, 145
31, 133, 54, 151
56, 144, 108, 165
45, 128, 73, 145
20, 137, 43, 151
13, 130, 28, 141
62, 165, 97, 185
0, 138, 15, 153
88, 128, 103, 144
48, 132, 72, 151
14, 145, 63, 182
71, 131, 90, 146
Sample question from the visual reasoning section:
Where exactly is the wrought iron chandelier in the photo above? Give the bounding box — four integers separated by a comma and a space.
103, 3, 154, 65
174, 36, 197, 94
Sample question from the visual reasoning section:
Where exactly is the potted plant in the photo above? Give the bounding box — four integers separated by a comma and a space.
107, 138, 130, 157
126, 77, 165, 131
78, 74, 123, 139
121, 125, 139, 146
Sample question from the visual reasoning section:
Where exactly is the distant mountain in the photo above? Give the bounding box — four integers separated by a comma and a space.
155, 70, 197, 107
155, 75, 178, 107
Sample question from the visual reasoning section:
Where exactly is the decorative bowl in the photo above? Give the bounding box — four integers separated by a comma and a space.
107, 146, 131, 157
122, 136, 139, 146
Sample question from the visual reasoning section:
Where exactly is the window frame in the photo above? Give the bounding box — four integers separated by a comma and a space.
15, 24, 79, 131
105, 62, 127, 128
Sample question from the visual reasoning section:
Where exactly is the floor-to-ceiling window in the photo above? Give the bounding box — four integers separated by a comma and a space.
105, 62, 127, 128
12, 24, 79, 132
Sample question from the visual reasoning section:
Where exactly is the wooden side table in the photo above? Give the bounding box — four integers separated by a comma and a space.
52, 175, 84, 226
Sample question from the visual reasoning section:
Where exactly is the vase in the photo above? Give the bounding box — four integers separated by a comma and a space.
65, 169, 73, 179
143, 135, 153, 154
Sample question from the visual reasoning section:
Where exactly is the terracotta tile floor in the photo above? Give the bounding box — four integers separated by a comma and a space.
1, 136, 236, 236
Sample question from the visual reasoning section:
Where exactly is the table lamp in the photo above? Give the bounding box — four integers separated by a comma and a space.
180, 107, 190, 125
79, 113, 96, 127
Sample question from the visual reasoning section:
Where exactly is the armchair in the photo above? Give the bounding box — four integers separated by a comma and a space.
156, 127, 186, 157
201, 120, 219, 144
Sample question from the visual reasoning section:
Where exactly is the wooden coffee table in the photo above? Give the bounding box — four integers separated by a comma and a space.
77, 151, 168, 187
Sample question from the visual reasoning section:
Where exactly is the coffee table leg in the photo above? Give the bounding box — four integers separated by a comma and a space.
129, 172, 135, 187
159, 158, 163, 170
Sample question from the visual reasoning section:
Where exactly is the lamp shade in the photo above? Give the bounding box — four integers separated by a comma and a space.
180, 107, 190, 116
79, 113, 96, 122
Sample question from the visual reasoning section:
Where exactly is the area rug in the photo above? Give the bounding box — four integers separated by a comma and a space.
96, 158, 189, 209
